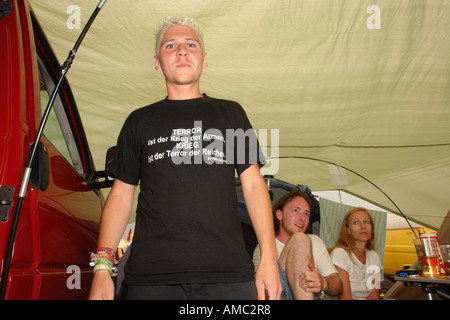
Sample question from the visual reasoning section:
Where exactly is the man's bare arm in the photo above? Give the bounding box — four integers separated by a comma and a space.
240, 164, 281, 300
89, 178, 136, 300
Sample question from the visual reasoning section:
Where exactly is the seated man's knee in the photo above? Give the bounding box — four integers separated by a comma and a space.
286, 232, 311, 248
280, 232, 312, 264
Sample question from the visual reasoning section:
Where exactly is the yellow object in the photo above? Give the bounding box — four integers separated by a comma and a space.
384, 226, 436, 275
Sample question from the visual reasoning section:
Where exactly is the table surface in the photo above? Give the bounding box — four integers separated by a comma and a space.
394, 275, 450, 285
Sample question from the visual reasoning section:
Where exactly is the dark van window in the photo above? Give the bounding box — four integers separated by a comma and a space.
37, 56, 85, 175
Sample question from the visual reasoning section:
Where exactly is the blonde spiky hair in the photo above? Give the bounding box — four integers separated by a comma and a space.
154, 16, 205, 56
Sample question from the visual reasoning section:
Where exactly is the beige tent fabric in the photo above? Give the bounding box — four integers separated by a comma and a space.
28, 0, 450, 229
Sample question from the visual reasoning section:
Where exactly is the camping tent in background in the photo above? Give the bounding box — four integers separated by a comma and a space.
121, 178, 390, 258
238, 177, 389, 265
28, 0, 450, 230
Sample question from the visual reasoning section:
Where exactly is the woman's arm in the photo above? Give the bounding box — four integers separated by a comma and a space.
335, 265, 355, 300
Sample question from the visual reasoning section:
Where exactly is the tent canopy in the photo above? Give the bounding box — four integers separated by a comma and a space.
29, 0, 450, 229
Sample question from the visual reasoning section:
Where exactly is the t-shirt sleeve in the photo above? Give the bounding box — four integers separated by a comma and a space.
232, 104, 266, 176
369, 250, 383, 273
330, 248, 352, 272
109, 113, 141, 186
310, 235, 338, 276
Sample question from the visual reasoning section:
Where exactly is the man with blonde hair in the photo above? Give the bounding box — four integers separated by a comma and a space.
89, 16, 281, 300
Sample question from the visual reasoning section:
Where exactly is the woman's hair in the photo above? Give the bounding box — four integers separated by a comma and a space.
154, 16, 205, 56
330, 207, 376, 258
272, 190, 312, 236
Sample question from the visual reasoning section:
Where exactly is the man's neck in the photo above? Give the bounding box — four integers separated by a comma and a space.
166, 83, 203, 100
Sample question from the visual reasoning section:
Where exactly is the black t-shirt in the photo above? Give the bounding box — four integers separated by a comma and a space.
110, 94, 265, 286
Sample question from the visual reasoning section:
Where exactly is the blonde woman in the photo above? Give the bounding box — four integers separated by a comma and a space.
330, 208, 382, 300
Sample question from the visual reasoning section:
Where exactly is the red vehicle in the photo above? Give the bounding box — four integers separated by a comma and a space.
0, 0, 110, 299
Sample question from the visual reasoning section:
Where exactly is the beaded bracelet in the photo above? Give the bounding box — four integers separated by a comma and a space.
93, 263, 118, 277
97, 247, 116, 256
90, 247, 118, 277
89, 254, 116, 267
95, 253, 115, 264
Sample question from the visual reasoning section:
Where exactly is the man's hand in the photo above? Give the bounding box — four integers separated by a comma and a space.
299, 263, 324, 293
255, 258, 282, 300
88, 271, 115, 300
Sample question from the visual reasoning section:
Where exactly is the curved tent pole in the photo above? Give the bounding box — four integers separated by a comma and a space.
274, 155, 419, 239
0, 0, 108, 300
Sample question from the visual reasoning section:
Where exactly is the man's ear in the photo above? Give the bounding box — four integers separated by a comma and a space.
202, 52, 208, 69
154, 55, 161, 71
275, 209, 283, 221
